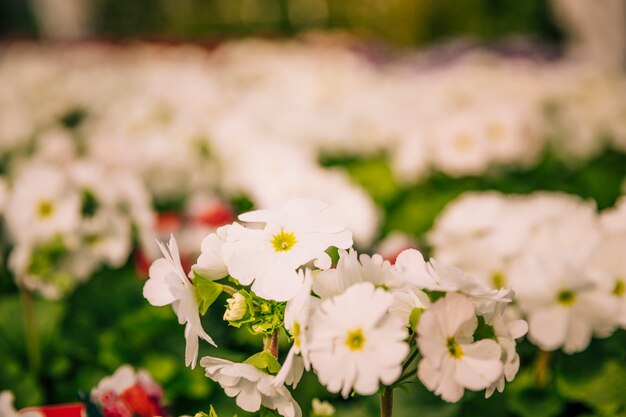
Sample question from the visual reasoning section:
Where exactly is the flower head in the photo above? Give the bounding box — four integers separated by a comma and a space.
308, 283, 409, 397
222, 199, 353, 301
144, 235, 215, 368
417, 292, 503, 402
200, 356, 301, 417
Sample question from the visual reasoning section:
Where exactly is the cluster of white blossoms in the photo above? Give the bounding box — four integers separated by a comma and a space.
2, 159, 154, 299
0, 37, 624, 301
143, 199, 527, 415
430, 191, 626, 354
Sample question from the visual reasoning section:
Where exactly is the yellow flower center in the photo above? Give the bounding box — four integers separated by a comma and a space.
557, 290, 576, 306
293, 321, 301, 347
446, 337, 463, 359
486, 122, 505, 141
491, 271, 506, 289
613, 279, 625, 297
271, 229, 297, 252
453, 133, 475, 152
345, 328, 366, 351
37, 200, 55, 219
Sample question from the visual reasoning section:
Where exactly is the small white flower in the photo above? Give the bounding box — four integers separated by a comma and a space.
200, 356, 302, 417
417, 292, 503, 403
312, 248, 399, 299
222, 199, 353, 301
144, 235, 215, 368
192, 225, 230, 280
485, 314, 528, 398
308, 282, 409, 397
393, 249, 512, 319
5, 164, 80, 244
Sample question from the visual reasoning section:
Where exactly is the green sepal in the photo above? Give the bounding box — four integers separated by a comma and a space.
193, 274, 224, 315
474, 316, 498, 341
194, 407, 220, 417
244, 351, 281, 375
409, 308, 424, 331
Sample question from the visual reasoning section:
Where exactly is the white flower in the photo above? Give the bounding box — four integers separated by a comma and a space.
0, 391, 44, 417
222, 199, 353, 301
417, 292, 503, 403
200, 356, 302, 417
308, 282, 409, 397
517, 261, 615, 353
393, 249, 512, 319
143, 235, 215, 368
274, 270, 313, 387
485, 314, 528, 398
312, 248, 399, 299
5, 164, 80, 244
192, 225, 229, 280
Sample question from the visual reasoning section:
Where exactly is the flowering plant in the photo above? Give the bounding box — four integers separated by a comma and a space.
144, 199, 526, 417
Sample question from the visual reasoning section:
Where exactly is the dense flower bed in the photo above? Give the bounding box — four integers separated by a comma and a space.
1, 35, 625, 417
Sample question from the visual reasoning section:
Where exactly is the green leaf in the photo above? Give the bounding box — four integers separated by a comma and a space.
194, 277, 223, 315
506, 369, 564, 417
243, 351, 281, 375
409, 308, 424, 331
556, 356, 626, 415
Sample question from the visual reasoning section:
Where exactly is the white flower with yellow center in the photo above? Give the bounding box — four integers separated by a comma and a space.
308, 282, 409, 397
143, 235, 215, 368
200, 356, 302, 417
5, 164, 80, 244
417, 292, 503, 403
222, 199, 353, 301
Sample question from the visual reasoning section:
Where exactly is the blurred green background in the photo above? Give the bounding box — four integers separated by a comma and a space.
1, 0, 562, 47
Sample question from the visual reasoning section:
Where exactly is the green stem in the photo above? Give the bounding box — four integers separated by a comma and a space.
221, 284, 238, 295
394, 369, 419, 386
535, 350, 551, 388
401, 348, 419, 372
380, 386, 394, 417
20, 285, 40, 375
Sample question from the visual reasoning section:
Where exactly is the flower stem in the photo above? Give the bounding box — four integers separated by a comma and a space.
221, 284, 238, 295
269, 331, 279, 359
535, 350, 551, 388
19, 284, 41, 375
380, 386, 394, 417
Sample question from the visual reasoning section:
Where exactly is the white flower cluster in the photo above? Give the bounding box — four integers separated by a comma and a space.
2, 160, 154, 299
430, 191, 626, 354
144, 199, 526, 415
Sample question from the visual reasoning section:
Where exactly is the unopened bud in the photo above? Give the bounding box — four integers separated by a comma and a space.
223, 292, 247, 322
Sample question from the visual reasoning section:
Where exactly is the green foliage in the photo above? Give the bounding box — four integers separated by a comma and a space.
194, 276, 224, 315
243, 351, 281, 375
555, 334, 626, 416
507, 369, 565, 417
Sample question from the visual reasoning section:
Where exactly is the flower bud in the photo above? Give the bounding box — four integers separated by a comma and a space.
312, 398, 335, 417
223, 292, 247, 322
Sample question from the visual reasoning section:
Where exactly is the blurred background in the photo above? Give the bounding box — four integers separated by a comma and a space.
1, 0, 561, 46
1, 1, 626, 417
